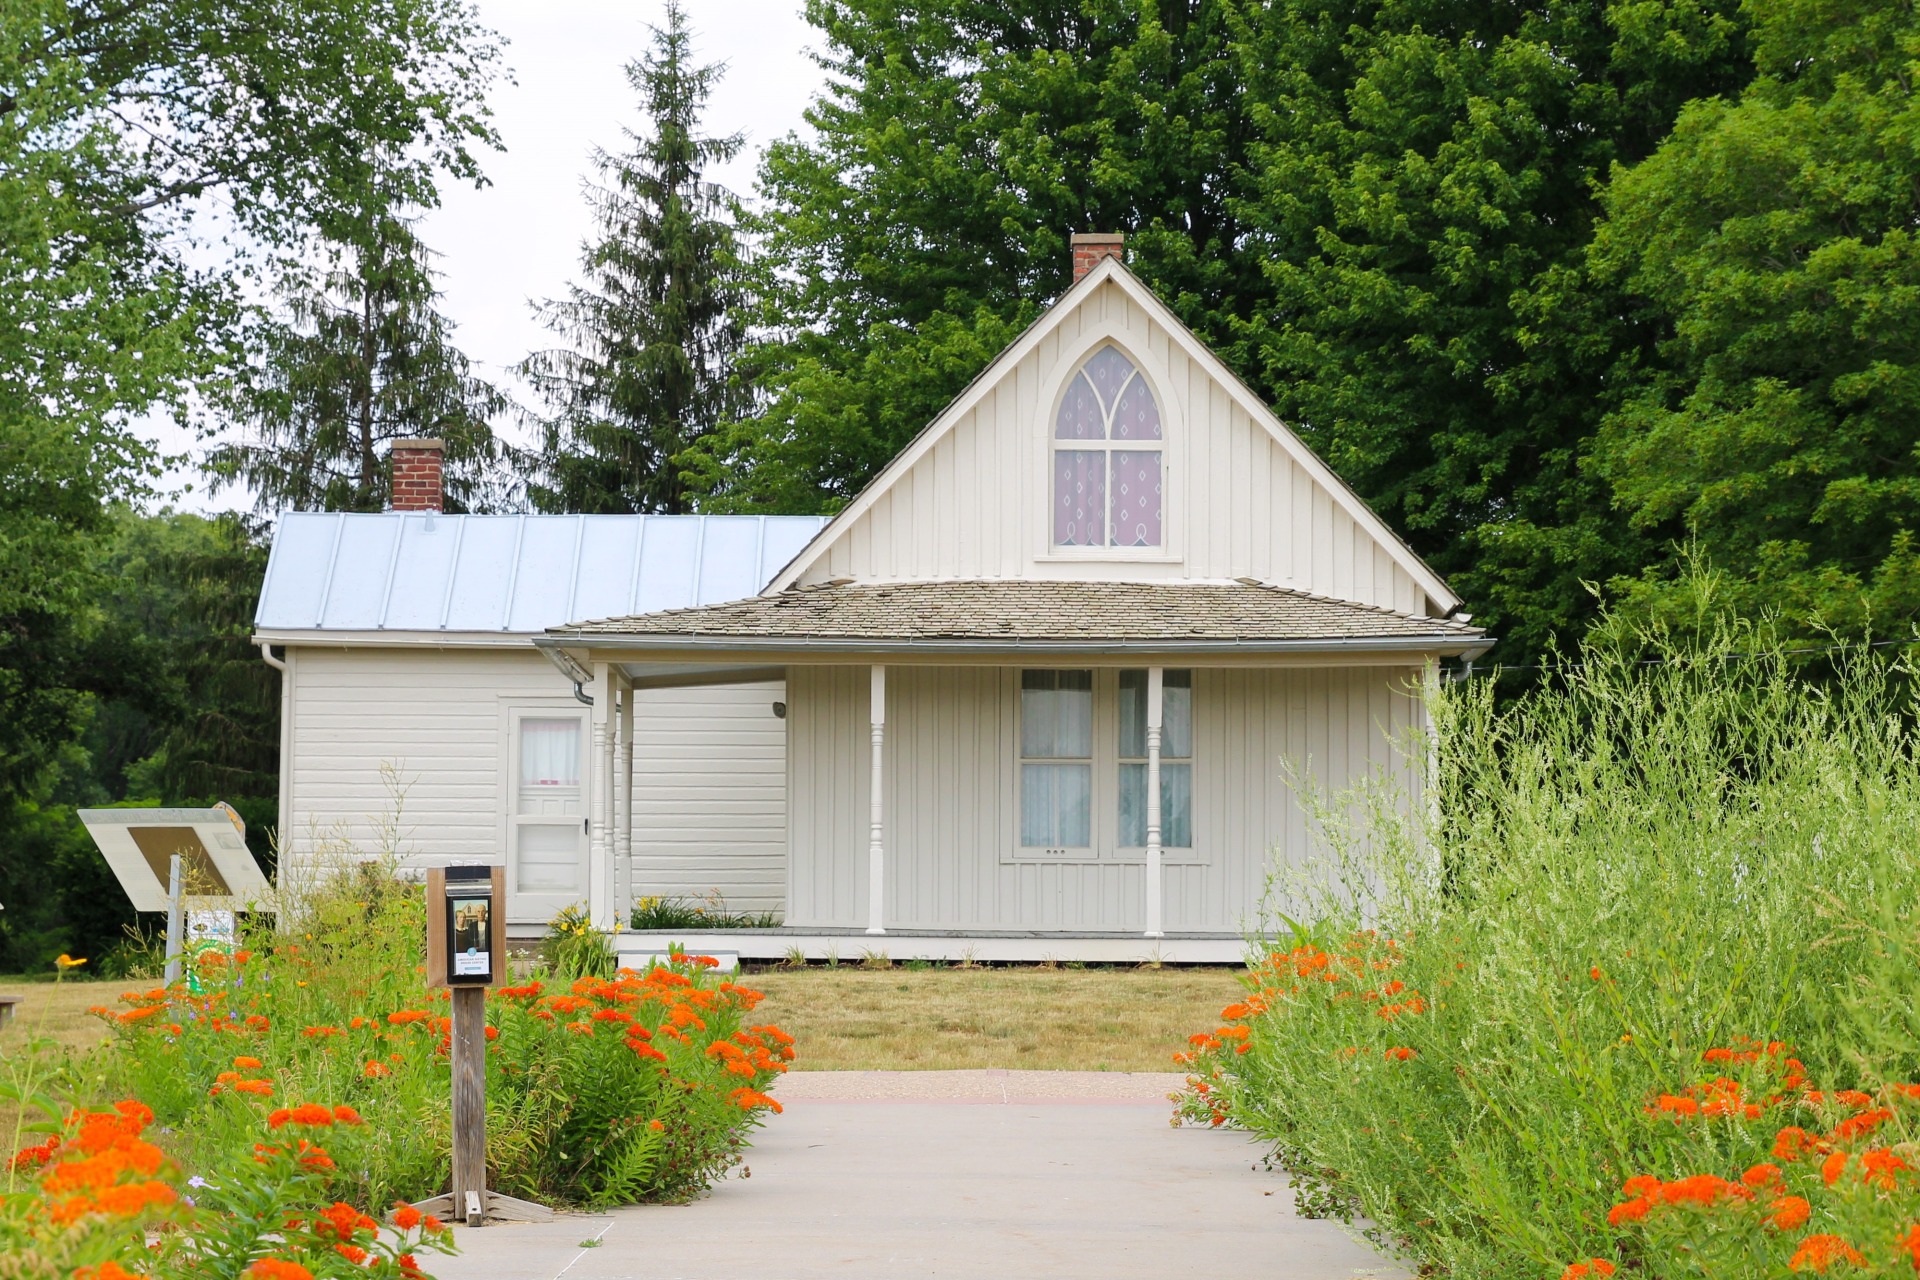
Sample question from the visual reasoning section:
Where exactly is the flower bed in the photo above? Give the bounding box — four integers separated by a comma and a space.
1174, 638, 1920, 1277
72, 865, 792, 1210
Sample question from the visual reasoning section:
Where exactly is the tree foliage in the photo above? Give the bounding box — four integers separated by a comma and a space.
1591, 0, 1920, 636
209, 213, 515, 514
682, 0, 1259, 514
523, 0, 750, 514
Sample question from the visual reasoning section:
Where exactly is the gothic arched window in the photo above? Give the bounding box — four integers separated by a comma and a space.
1052, 345, 1162, 547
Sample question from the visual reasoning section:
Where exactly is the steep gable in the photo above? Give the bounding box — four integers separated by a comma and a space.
770, 258, 1459, 617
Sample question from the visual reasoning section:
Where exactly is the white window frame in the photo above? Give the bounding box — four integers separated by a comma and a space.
1034, 332, 1183, 566
1005, 669, 1204, 864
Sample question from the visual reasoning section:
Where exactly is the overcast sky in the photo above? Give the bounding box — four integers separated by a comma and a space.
150, 0, 824, 512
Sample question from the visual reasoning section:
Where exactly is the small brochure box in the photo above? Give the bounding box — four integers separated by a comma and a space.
426, 865, 506, 988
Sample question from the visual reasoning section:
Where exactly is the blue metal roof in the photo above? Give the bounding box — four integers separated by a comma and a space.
255, 512, 831, 634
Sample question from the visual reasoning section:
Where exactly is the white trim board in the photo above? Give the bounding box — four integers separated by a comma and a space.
607, 929, 1249, 966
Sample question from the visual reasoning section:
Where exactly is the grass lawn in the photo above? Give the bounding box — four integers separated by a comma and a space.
0, 977, 120, 1056
0, 966, 1248, 1074
745, 965, 1244, 1072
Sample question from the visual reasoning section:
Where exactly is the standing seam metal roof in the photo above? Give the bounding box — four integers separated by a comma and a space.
254, 512, 832, 634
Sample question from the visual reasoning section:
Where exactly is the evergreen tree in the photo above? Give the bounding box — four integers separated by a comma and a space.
522, 0, 749, 514
209, 211, 514, 512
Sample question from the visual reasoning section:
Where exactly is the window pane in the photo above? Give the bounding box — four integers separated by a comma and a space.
520, 718, 580, 788
1162, 762, 1192, 848
1054, 450, 1105, 546
1109, 451, 1162, 547
1164, 671, 1192, 759
1118, 763, 1194, 847
1119, 762, 1145, 846
1022, 763, 1091, 846
1111, 374, 1161, 440
1055, 373, 1104, 440
1021, 671, 1091, 758
1081, 345, 1135, 411
1117, 670, 1146, 758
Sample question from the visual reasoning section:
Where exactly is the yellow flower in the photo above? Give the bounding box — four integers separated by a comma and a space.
55, 954, 86, 969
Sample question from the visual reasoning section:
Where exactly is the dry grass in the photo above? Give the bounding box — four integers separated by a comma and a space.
743, 965, 1246, 1072
0, 978, 121, 1056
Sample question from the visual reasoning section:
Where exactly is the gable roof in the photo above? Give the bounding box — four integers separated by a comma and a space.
544, 579, 1488, 656
765, 256, 1461, 614
255, 512, 830, 639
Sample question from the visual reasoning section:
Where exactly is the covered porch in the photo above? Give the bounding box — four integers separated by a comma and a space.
536, 580, 1489, 961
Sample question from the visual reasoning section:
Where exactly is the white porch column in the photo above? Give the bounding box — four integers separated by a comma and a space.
866, 664, 886, 936
617, 674, 635, 932
588, 661, 614, 931
1144, 666, 1165, 938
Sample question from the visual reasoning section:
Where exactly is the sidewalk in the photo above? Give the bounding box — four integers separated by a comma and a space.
432, 1071, 1409, 1280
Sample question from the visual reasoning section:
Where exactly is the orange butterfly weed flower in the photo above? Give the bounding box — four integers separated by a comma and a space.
1742, 1163, 1783, 1188
1766, 1195, 1811, 1231
363, 1061, 391, 1078
1859, 1147, 1909, 1189
1775, 1127, 1826, 1162
1831, 1108, 1892, 1141
233, 1056, 263, 1070
1821, 1151, 1850, 1187
246, 1260, 313, 1280
1788, 1235, 1864, 1273
1560, 1260, 1615, 1280
392, 1202, 423, 1230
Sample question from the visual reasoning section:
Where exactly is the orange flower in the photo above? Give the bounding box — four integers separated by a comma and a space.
334, 1246, 368, 1266
1775, 1127, 1826, 1162
1860, 1147, 1909, 1189
387, 1011, 429, 1025
1742, 1163, 1783, 1188
424, 1214, 445, 1232
73, 1263, 144, 1280
1899, 1223, 1920, 1269
332, 1105, 364, 1126
1821, 1151, 1849, 1187
1560, 1261, 1616, 1280
1831, 1108, 1892, 1141
393, 1202, 423, 1230
233, 1056, 263, 1070
363, 1061, 390, 1078
1766, 1195, 1811, 1231
1589, 967, 1603, 982
1788, 1235, 1864, 1273
246, 1260, 313, 1280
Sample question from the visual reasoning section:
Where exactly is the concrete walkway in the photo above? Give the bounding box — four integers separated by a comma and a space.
433, 1071, 1409, 1280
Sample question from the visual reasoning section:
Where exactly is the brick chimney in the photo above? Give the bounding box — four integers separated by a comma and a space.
1071, 232, 1125, 282
390, 438, 444, 513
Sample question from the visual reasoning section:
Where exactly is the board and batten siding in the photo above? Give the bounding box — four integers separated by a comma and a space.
281, 647, 788, 921
785, 663, 1425, 933
795, 278, 1426, 616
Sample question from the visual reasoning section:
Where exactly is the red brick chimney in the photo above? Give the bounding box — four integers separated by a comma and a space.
1071, 232, 1125, 283
390, 438, 444, 513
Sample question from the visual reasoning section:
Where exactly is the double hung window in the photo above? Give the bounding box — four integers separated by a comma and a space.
1053, 345, 1164, 548
508, 714, 588, 912
1016, 669, 1196, 857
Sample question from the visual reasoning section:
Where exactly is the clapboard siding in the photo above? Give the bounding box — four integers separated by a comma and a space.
800, 279, 1426, 614
283, 648, 788, 920
784, 662, 1424, 932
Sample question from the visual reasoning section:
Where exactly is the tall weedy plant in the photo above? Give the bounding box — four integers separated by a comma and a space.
1183, 625, 1920, 1277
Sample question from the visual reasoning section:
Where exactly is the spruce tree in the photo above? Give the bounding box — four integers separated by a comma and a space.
521, 1, 748, 514
209, 211, 514, 513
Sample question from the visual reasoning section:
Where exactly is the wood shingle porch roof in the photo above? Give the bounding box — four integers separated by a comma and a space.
544, 579, 1487, 652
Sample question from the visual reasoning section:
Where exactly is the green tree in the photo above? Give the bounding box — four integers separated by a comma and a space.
522, 0, 750, 514
681, 0, 1259, 514
1225, 0, 1753, 666
209, 213, 516, 513
1590, 0, 1920, 637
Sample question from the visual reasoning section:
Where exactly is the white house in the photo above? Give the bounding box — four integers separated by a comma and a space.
256, 236, 1490, 963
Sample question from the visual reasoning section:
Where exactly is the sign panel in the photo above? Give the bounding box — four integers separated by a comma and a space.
75, 805, 272, 913
425, 866, 508, 988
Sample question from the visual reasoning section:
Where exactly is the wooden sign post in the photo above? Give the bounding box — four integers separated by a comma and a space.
417, 866, 550, 1228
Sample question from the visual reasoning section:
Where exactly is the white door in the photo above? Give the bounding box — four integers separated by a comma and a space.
508, 713, 589, 924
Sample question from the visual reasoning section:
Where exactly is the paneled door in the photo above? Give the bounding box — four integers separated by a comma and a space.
507, 711, 589, 923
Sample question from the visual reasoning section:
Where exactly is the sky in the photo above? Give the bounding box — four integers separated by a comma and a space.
149, 0, 825, 513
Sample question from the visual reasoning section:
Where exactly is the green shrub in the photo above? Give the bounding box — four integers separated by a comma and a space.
631, 892, 780, 930
1181, 629, 1920, 1277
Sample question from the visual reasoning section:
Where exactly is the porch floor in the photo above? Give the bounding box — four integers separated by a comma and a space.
612, 927, 1248, 966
